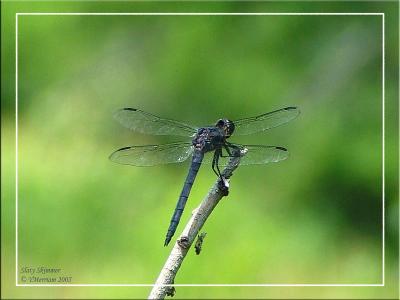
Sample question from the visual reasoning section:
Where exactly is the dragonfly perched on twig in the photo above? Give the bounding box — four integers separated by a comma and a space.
110, 107, 300, 246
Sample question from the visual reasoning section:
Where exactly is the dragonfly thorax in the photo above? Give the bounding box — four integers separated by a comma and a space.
192, 127, 225, 153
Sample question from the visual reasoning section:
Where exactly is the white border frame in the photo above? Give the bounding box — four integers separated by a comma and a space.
15, 12, 385, 287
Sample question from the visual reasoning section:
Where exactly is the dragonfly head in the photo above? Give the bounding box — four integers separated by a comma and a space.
216, 119, 235, 138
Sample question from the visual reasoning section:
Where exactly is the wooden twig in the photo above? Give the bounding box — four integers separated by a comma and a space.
148, 152, 243, 299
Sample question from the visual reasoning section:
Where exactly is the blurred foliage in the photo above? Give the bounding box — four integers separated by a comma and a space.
1, 1, 398, 299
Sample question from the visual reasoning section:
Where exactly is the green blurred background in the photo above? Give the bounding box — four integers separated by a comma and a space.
1, 1, 398, 299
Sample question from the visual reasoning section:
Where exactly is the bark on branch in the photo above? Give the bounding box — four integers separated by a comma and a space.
148, 153, 243, 299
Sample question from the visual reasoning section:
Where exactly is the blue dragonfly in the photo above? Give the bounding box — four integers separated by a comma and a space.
110, 107, 300, 246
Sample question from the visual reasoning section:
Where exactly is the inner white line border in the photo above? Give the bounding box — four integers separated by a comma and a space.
15, 12, 385, 287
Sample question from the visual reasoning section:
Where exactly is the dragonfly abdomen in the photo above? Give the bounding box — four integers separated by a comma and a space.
164, 152, 204, 246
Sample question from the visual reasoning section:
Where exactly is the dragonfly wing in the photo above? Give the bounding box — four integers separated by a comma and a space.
233, 106, 300, 135
109, 142, 194, 166
231, 144, 289, 165
202, 144, 289, 167
114, 108, 198, 137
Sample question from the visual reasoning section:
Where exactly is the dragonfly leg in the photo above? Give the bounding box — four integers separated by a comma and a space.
223, 142, 241, 158
211, 151, 219, 177
223, 144, 233, 157
215, 149, 223, 179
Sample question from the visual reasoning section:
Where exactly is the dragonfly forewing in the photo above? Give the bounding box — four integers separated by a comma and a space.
233, 106, 300, 135
114, 108, 198, 137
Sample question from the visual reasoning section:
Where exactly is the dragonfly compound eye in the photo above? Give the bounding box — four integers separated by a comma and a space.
215, 119, 234, 137
215, 119, 235, 137
225, 120, 235, 137
215, 119, 225, 127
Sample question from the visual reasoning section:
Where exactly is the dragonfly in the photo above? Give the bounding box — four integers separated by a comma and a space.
110, 107, 300, 246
